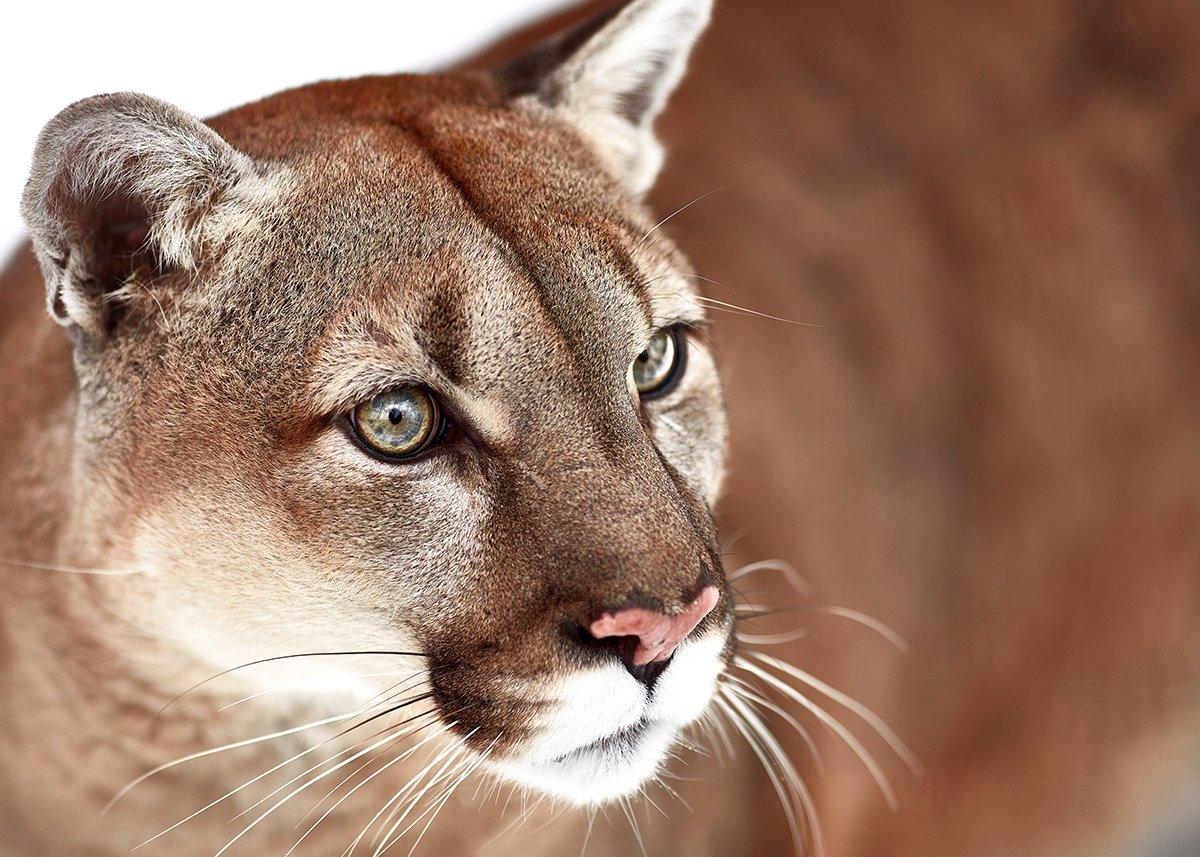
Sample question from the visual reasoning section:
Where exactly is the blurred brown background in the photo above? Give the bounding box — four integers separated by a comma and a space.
636, 0, 1200, 853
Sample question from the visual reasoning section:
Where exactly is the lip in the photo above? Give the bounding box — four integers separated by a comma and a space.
551, 718, 651, 764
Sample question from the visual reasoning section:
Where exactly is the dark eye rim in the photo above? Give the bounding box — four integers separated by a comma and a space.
345, 387, 448, 463
637, 326, 688, 400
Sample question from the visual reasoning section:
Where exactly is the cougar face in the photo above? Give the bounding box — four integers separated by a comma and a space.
20, 0, 728, 805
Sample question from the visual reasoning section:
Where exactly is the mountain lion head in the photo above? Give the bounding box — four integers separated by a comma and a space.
19, 0, 730, 805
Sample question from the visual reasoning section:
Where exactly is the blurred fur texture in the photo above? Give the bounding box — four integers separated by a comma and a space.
644, 0, 1200, 853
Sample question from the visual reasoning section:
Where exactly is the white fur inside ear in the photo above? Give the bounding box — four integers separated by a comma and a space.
20, 93, 277, 333
550, 0, 713, 195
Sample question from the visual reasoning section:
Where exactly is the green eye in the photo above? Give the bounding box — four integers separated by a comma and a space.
633, 328, 684, 396
351, 387, 439, 459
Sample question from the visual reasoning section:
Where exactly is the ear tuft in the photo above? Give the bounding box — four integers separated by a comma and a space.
21, 93, 257, 334
500, 0, 713, 196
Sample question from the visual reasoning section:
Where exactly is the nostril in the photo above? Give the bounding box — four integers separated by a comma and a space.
587, 585, 720, 667
625, 655, 672, 689
562, 621, 636, 663
562, 621, 674, 689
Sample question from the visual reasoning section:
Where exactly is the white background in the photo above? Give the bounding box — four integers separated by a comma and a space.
0, 1, 575, 254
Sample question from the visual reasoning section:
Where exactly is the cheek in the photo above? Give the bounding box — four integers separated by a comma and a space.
651, 358, 728, 502
276, 437, 494, 611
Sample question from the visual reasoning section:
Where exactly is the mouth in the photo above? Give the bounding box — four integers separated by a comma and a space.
551, 718, 651, 764
480, 633, 730, 805
500, 717, 680, 806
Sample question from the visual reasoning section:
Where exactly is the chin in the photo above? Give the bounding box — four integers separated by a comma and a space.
487, 634, 728, 806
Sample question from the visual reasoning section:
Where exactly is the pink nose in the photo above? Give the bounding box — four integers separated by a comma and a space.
588, 586, 720, 666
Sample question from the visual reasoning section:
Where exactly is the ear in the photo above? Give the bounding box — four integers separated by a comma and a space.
498, 0, 712, 196
20, 93, 259, 336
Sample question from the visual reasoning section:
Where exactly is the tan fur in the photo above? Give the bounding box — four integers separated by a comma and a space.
3, 0, 1199, 855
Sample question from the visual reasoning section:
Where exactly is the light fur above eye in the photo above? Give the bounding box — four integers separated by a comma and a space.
633, 328, 686, 398
350, 387, 440, 459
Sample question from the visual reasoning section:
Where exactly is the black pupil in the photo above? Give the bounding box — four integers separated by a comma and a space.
637, 351, 650, 364
387, 406, 404, 425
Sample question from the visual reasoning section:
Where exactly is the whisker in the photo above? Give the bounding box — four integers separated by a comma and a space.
294, 741, 401, 830
155, 650, 427, 719
284, 718, 450, 857
481, 790, 545, 851
734, 657, 900, 808
803, 607, 909, 653
108, 707, 367, 816
733, 602, 775, 615
692, 709, 733, 764
372, 755, 467, 853
218, 667, 429, 715
748, 652, 921, 774
389, 738, 496, 857
578, 807, 597, 857
640, 271, 747, 302
704, 704, 738, 761
650, 775, 693, 813
340, 727, 464, 857
693, 295, 822, 327
134, 708, 433, 850
726, 688, 824, 856
356, 671, 431, 712
722, 676, 824, 774
618, 795, 648, 857
737, 628, 810, 646
639, 186, 730, 242
728, 559, 811, 593
216, 721, 455, 857
714, 692, 814, 856
367, 736, 475, 856
334, 693, 436, 741
233, 704, 437, 821
216, 672, 419, 714
639, 786, 669, 820
0, 557, 149, 576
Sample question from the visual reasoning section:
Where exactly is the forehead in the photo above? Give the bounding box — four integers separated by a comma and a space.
212, 74, 700, 397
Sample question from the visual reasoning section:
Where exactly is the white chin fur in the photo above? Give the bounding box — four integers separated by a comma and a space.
488, 633, 726, 806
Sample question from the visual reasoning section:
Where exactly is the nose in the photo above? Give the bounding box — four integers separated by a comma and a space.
588, 586, 720, 668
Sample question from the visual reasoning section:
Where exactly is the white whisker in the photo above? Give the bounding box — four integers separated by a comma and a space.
737, 628, 810, 645
340, 726, 464, 857
393, 740, 495, 857
218, 671, 424, 714
804, 606, 910, 653
579, 806, 597, 857
715, 691, 818, 856
735, 657, 899, 809
214, 720, 449, 857
286, 720, 451, 857
369, 738, 474, 857
108, 707, 366, 816
0, 557, 149, 576
728, 558, 810, 594
617, 795, 648, 857
693, 295, 822, 327
748, 652, 921, 774
640, 186, 730, 242
723, 676, 824, 774
230, 698, 434, 821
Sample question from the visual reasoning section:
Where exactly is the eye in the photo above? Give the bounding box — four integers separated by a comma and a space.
351, 387, 440, 459
633, 327, 685, 397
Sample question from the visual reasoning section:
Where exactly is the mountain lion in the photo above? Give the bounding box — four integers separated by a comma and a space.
3, 0, 1198, 855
